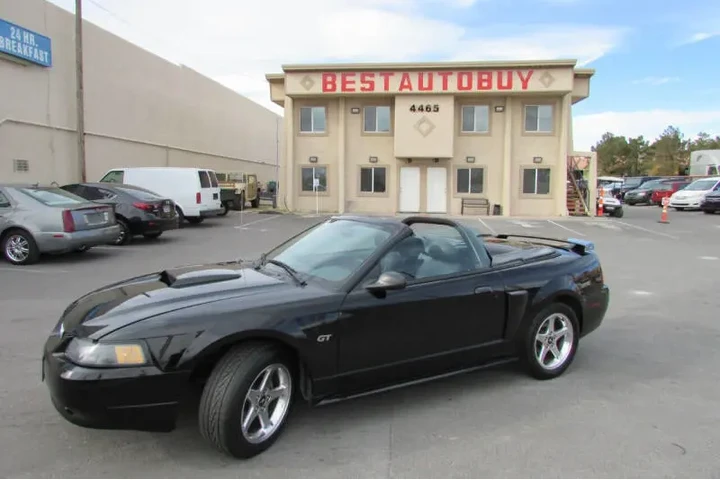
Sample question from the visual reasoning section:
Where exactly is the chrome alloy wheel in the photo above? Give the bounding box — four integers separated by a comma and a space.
5, 234, 30, 263
241, 363, 292, 444
534, 313, 575, 370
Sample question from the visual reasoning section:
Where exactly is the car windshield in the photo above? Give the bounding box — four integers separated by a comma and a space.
264, 219, 395, 285
636, 180, 664, 190
684, 179, 718, 191
624, 178, 644, 188
18, 187, 86, 206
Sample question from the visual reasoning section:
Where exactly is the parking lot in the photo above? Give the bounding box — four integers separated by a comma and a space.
1, 206, 719, 478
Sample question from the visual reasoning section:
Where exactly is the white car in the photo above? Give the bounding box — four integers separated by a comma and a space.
600, 192, 624, 217
668, 176, 720, 211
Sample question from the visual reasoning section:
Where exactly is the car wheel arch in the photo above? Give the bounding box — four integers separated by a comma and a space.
188, 332, 314, 403
526, 281, 585, 334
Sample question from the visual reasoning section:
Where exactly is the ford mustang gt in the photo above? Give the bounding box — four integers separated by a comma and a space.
42, 215, 610, 459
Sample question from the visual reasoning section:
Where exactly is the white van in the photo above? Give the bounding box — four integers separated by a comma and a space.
688, 150, 720, 176
668, 176, 720, 210
99, 167, 223, 224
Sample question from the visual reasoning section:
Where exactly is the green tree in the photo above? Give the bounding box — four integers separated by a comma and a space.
591, 132, 651, 176
689, 132, 720, 151
649, 126, 688, 175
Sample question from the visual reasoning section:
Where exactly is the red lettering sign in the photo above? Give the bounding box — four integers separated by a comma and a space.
318, 70, 538, 93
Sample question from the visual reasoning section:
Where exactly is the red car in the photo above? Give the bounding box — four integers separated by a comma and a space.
651, 181, 691, 206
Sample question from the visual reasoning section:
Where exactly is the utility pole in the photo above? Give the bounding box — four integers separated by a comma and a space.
75, 0, 86, 182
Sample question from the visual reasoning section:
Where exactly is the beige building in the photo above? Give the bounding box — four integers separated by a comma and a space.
266, 60, 597, 216
1, 0, 281, 186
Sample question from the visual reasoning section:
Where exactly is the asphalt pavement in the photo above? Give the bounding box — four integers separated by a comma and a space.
1, 206, 719, 478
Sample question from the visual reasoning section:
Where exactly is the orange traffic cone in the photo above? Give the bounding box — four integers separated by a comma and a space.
597, 190, 604, 217
658, 202, 669, 224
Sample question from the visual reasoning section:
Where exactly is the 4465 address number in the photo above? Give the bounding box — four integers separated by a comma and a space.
409, 104, 439, 113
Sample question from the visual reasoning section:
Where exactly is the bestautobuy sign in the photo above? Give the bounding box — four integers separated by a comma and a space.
0, 18, 52, 67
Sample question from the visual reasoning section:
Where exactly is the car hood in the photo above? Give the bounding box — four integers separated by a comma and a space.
53, 261, 292, 338
672, 190, 707, 198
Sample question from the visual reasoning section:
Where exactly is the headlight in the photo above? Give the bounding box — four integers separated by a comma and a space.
65, 337, 148, 367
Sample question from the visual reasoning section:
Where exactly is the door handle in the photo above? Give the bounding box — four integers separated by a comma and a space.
474, 286, 494, 294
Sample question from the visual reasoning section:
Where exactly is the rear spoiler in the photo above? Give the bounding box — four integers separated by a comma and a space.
481, 233, 596, 255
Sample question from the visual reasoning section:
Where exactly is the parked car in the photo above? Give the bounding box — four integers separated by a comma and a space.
61, 183, 178, 245
623, 178, 681, 205
700, 186, 720, 214
600, 191, 624, 217
651, 180, 692, 206
98, 167, 223, 225
668, 176, 720, 211
42, 215, 609, 459
617, 176, 660, 200
0, 184, 120, 265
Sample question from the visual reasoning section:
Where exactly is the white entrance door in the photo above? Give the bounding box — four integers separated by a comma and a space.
426, 167, 447, 213
399, 167, 421, 212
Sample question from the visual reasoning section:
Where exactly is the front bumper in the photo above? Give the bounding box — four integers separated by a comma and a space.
669, 198, 703, 209
35, 225, 121, 254
42, 335, 189, 432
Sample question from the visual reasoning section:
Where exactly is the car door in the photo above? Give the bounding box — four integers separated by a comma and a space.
335, 222, 506, 395
0, 188, 13, 231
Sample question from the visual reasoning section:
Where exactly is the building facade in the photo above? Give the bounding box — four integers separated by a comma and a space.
266, 60, 595, 216
1, 0, 282, 187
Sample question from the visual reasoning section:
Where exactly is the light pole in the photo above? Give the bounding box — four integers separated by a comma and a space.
75, 0, 86, 182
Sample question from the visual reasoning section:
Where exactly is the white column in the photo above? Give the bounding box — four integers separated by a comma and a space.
337, 97, 346, 213
555, 93, 571, 216
501, 97, 513, 216
284, 96, 295, 211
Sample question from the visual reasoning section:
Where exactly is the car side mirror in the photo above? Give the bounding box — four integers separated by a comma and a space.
365, 271, 407, 293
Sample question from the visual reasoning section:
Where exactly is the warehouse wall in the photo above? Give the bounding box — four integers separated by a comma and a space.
0, 0, 282, 186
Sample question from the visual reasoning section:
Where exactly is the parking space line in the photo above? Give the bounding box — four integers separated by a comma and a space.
477, 217, 497, 235
610, 220, 680, 240
547, 220, 586, 237
235, 214, 283, 229
0, 267, 69, 274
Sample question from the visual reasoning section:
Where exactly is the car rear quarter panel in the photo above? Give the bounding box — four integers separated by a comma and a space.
496, 250, 605, 340
0, 189, 64, 237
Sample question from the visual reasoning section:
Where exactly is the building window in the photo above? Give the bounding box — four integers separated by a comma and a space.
461, 106, 489, 133
364, 106, 391, 133
301, 166, 327, 192
456, 167, 484, 194
524, 105, 553, 133
300, 107, 326, 133
360, 167, 386, 193
522, 167, 551, 195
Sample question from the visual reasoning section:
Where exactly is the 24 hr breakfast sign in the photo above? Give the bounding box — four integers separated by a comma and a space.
289, 69, 564, 94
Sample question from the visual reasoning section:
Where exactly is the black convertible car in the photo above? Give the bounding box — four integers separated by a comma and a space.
42, 215, 609, 459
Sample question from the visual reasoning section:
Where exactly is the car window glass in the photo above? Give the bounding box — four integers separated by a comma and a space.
100, 171, 124, 183
269, 219, 394, 284
367, 224, 480, 283
0, 191, 10, 207
18, 188, 85, 206
208, 171, 219, 188
198, 171, 211, 188
81, 186, 109, 201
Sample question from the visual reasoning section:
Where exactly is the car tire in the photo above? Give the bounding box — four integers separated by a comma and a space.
143, 232, 162, 239
219, 202, 230, 216
186, 217, 204, 224
1, 228, 40, 265
613, 208, 624, 218
703, 210, 715, 214
175, 207, 186, 228
198, 342, 295, 459
519, 303, 580, 381
113, 219, 132, 245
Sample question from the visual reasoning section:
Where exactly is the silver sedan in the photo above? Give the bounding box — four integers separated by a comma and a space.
0, 184, 121, 265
